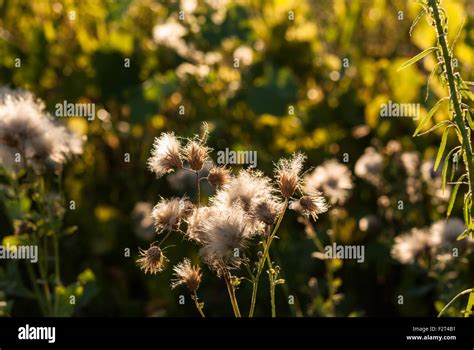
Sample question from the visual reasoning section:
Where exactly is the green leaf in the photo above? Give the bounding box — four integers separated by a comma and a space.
465, 110, 474, 130
464, 292, 474, 317
457, 229, 472, 241
413, 97, 448, 136
442, 147, 460, 192
417, 120, 451, 136
434, 127, 451, 171
463, 194, 472, 227
397, 47, 438, 71
447, 174, 466, 217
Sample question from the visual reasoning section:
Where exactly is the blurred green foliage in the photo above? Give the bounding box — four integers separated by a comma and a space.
0, 0, 473, 316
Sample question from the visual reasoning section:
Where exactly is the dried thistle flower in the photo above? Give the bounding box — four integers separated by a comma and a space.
212, 169, 274, 213
0, 87, 83, 170
304, 160, 353, 206
290, 191, 329, 221
186, 206, 214, 244
137, 245, 168, 274
207, 166, 231, 188
151, 197, 194, 233
274, 152, 306, 198
148, 132, 183, 177
199, 205, 254, 270
254, 200, 282, 225
184, 140, 210, 171
171, 258, 202, 292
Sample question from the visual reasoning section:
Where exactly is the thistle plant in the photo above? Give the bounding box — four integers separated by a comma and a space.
0, 87, 93, 316
400, 0, 474, 317
137, 123, 329, 317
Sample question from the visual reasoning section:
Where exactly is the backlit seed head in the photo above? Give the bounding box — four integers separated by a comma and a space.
171, 258, 202, 292
208, 166, 231, 188
291, 191, 329, 221
254, 200, 281, 225
137, 245, 168, 274
274, 153, 306, 198
151, 197, 194, 233
148, 132, 183, 177
185, 140, 209, 171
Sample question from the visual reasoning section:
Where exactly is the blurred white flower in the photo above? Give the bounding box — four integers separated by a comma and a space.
355, 147, 383, 187
233, 45, 253, 66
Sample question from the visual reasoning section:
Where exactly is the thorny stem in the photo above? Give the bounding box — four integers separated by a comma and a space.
224, 269, 241, 317
263, 239, 277, 317
428, 0, 474, 212
438, 288, 474, 317
192, 291, 206, 318
428, 0, 474, 316
249, 198, 288, 317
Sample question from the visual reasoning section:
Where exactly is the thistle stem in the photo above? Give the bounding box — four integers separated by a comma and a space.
224, 269, 241, 317
196, 171, 201, 207
428, 0, 474, 212
26, 263, 48, 316
306, 217, 336, 316
249, 199, 288, 317
427, 0, 474, 318
192, 291, 206, 318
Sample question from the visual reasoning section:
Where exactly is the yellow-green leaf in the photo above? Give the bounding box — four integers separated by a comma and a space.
413, 97, 449, 136
397, 47, 438, 72
434, 127, 451, 171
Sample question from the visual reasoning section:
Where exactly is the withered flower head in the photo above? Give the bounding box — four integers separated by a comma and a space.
291, 191, 329, 221
212, 169, 274, 213
274, 152, 306, 198
148, 132, 183, 177
207, 166, 231, 188
254, 200, 282, 225
171, 258, 202, 292
152, 197, 194, 233
184, 140, 210, 171
199, 205, 255, 270
137, 245, 168, 274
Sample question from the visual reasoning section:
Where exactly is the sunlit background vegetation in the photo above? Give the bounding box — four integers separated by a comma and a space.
0, 0, 473, 317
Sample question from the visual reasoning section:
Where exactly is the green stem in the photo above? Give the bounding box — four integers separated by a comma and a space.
26, 263, 48, 316
438, 288, 474, 317
53, 234, 60, 285
192, 291, 206, 318
249, 199, 288, 317
263, 239, 277, 317
224, 270, 241, 317
307, 218, 335, 316
428, 0, 474, 210
38, 236, 53, 316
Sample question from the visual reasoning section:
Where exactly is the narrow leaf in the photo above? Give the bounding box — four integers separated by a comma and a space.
397, 47, 437, 71
442, 147, 460, 192
417, 120, 451, 136
434, 127, 450, 171
457, 229, 471, 241
447, 174, 466, 217
413, 97, 448, 136
463, 194, 471, 227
